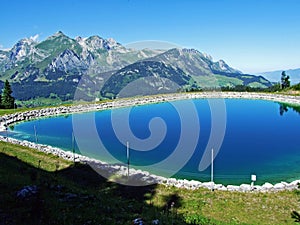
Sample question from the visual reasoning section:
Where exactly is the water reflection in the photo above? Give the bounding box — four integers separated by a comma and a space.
279, 103, 300, 116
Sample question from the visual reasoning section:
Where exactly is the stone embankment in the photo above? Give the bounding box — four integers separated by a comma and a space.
0, 92, 299, 192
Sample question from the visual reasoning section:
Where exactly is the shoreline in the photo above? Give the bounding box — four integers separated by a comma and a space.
1, 91, 300, 132
0, 91, 300, 192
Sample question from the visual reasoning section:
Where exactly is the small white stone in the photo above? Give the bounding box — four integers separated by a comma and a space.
239, 184, 252, 192
262, 182, 274, 190
274, 183, 285, 190
226, 185, 240, 191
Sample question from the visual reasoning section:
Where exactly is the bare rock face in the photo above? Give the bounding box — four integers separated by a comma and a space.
47, 49, 88, 75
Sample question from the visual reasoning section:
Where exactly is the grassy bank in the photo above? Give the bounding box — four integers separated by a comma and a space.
0, 141, 299, 224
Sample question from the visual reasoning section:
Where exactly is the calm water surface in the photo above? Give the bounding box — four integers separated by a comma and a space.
6, 99, 300, 185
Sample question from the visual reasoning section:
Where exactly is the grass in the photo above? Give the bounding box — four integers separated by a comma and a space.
177, 188, 300, 224
0, 105, 60, 116
191, 75, 244, 88
0, 141, 299, 224
0, 108, 31, 116
0, 104, 67, 117
0, 141, 72, 171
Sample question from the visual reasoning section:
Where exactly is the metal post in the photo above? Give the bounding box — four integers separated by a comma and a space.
211, 148, 214, 191
211, 148, 214, 182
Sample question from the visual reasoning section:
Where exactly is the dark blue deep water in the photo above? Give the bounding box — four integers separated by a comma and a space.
5, 99, 300, 185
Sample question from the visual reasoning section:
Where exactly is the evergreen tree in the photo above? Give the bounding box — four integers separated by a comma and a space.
281, 71, 290, 89
2, 80, 15, 109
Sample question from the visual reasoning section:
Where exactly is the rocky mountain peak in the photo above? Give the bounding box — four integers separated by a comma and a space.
75, 36, 83, 42
9, 38, 36, 62
54, 31, 66, 37
182, 48, 200, 54
106, 38, 117, 48
202, 52, 213, 61
46, 31, 70, 42
213, 59, 241, 74
46, 48, 87, 77
83, 35, 105, 49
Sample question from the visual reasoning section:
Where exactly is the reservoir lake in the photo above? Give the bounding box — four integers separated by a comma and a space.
5, 99, 300, 185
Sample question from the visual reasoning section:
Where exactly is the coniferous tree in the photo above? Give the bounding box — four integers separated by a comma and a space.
281, 71, 290, 89
2, 80, 15, 109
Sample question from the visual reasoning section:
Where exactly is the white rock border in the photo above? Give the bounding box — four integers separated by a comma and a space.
0, 92, 300, 192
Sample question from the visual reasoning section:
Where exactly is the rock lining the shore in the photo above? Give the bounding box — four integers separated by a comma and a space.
2, 132, 299, 192
0, 92, 300, 192
1, 92, 300, 131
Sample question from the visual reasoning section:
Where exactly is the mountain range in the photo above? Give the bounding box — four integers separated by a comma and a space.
0, 31, 273, 103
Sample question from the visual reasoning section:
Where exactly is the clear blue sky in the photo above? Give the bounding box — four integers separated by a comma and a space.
1, 0, 300, 73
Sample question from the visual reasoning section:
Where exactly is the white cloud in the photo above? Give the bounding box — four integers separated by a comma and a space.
0, 44, 9, 51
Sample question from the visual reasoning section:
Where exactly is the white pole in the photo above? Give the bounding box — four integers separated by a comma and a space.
211, 148, 214, 191
127, 141, 130, 177
251, 174, 256, 191
211, 148, 214, 183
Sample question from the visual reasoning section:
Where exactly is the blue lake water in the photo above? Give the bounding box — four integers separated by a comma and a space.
5, 99, 300, 185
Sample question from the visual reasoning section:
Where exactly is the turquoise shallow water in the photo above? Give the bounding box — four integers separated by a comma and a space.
5, 99, 300, 185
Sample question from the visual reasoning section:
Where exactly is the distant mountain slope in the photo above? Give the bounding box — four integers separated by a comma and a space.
0, 31, 273, 103
101, 50, 272, 98
210, 71, 272, 88
261, 69, 300, 85
143, 48, 272, 89
148, 48, 242, 76
101, 60, 195, 98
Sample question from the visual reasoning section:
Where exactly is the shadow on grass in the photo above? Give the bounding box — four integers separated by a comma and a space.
0, 153, 191, 225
